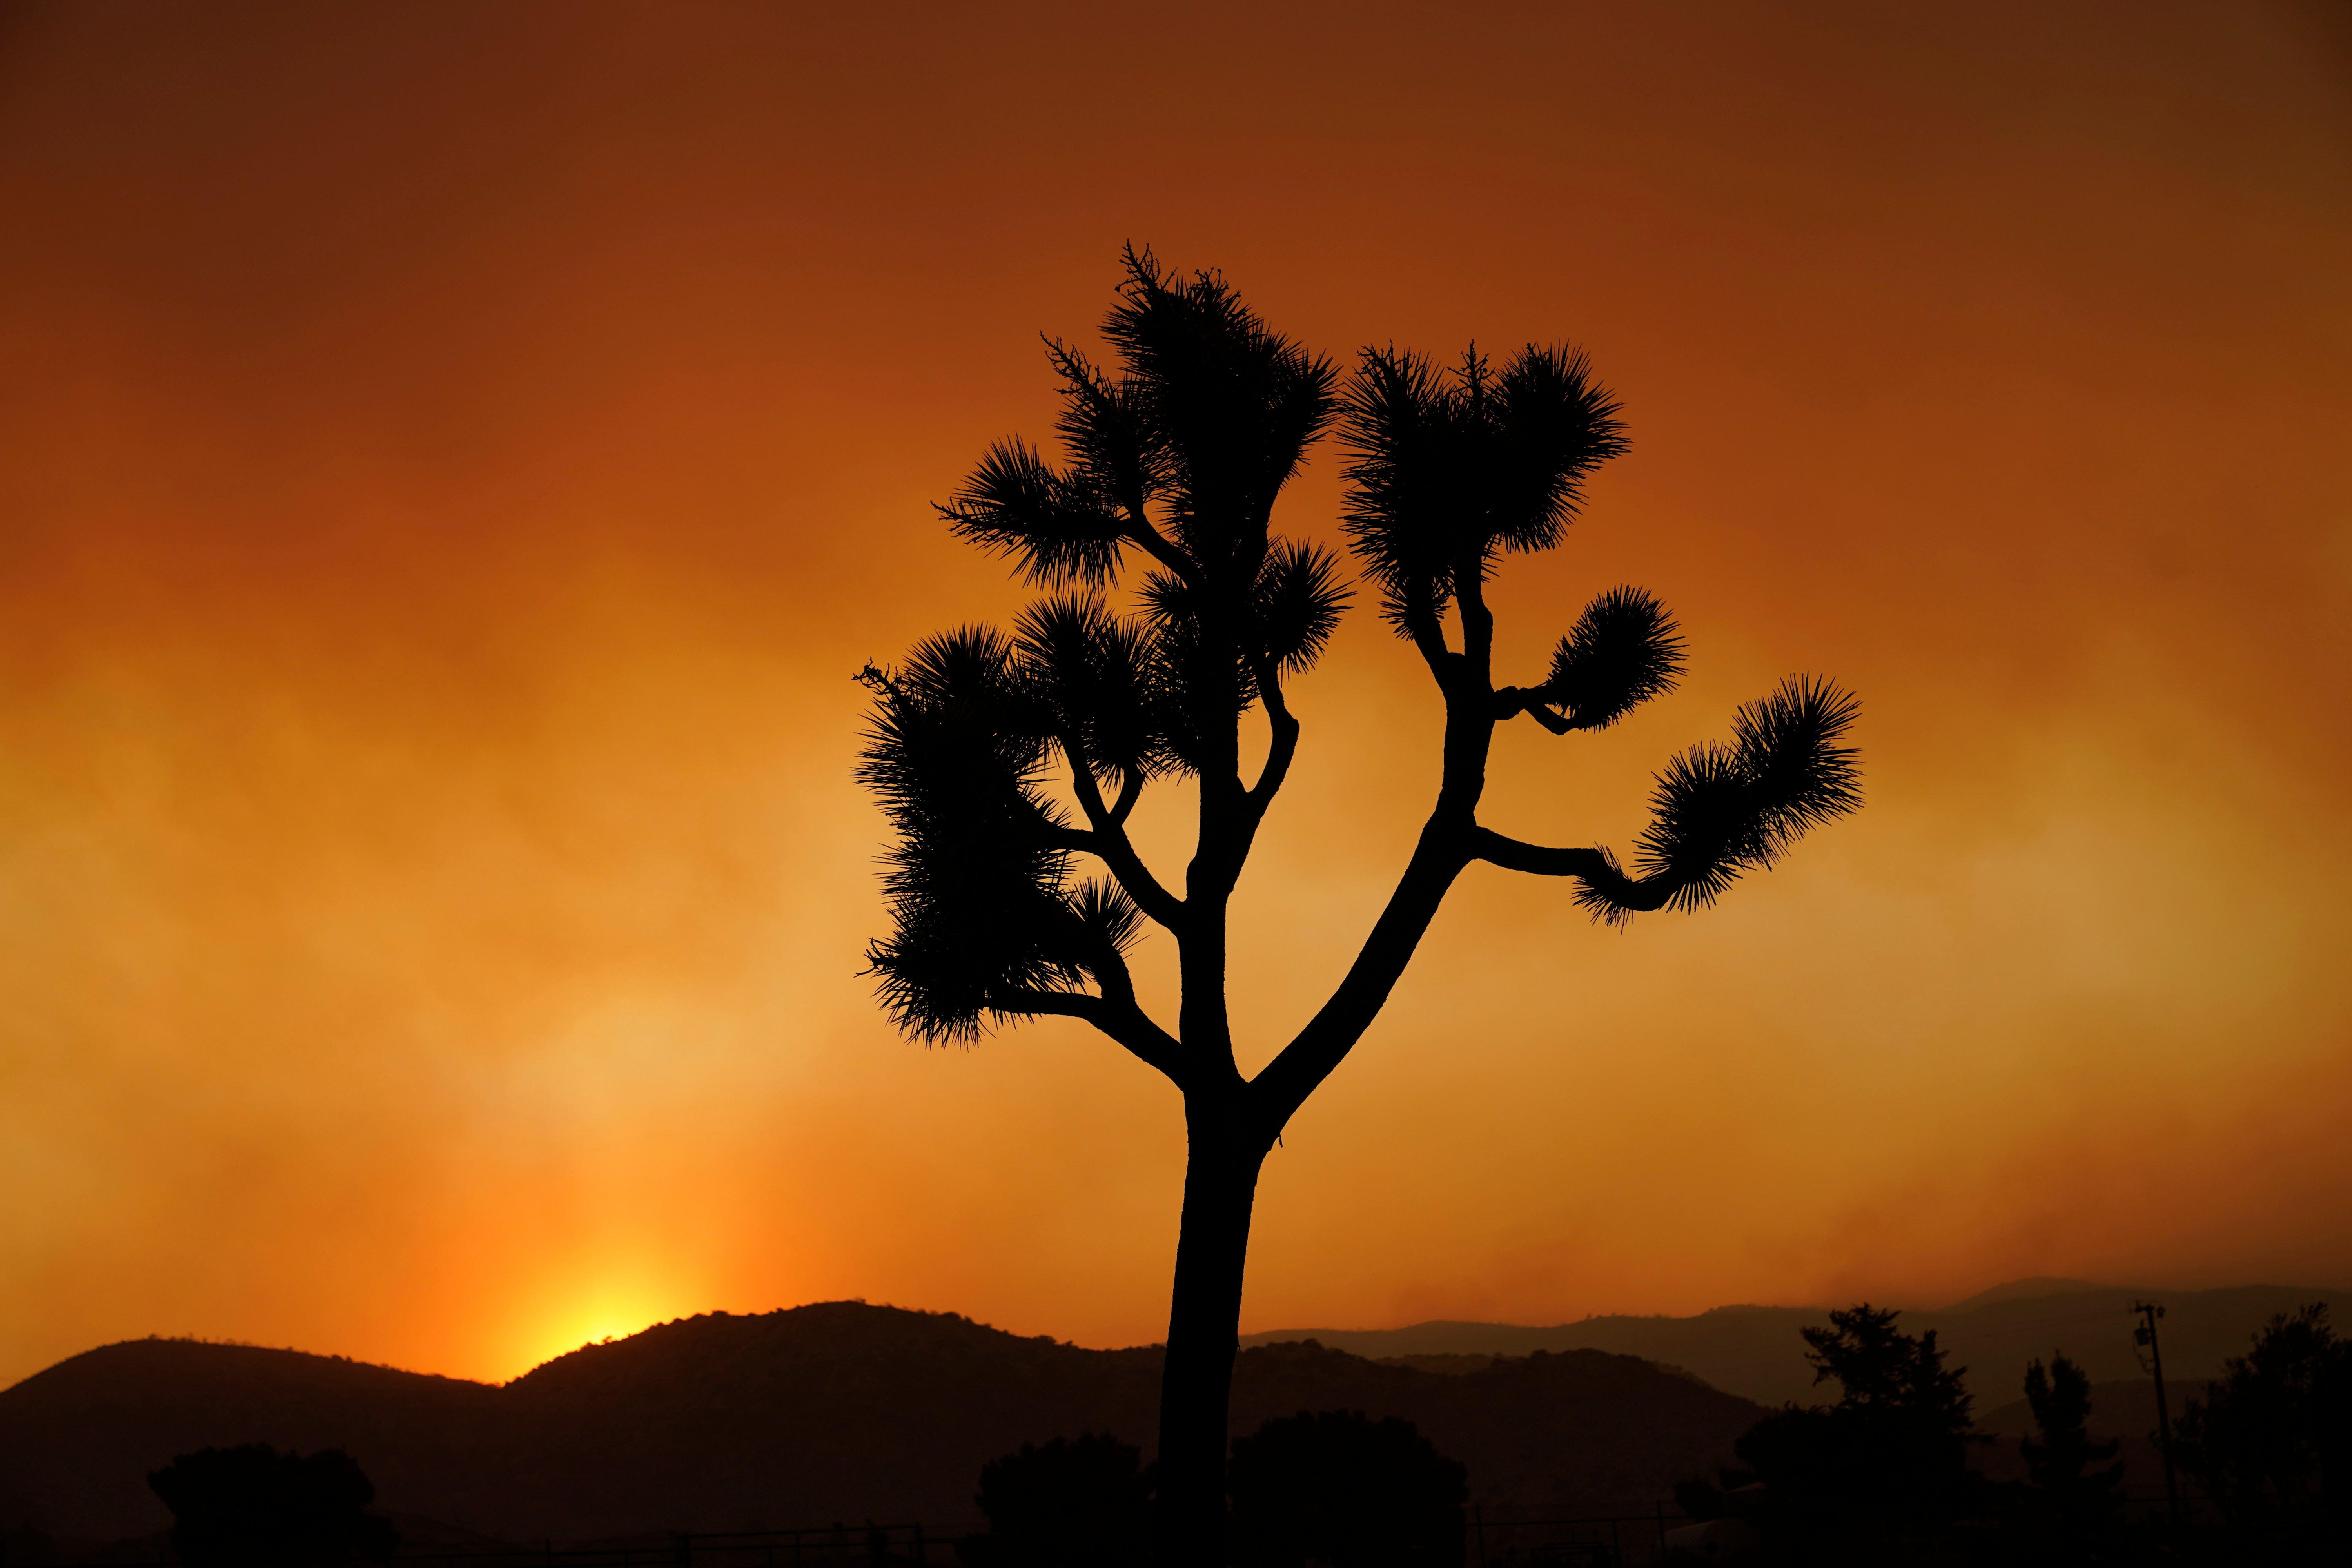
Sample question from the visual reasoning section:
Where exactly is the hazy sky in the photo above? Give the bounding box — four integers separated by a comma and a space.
3, 0, 2348, 1390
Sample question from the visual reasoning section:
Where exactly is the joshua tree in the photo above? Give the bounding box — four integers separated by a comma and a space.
856, 249, 1861, 1559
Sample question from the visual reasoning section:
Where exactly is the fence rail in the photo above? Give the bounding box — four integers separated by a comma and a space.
383, 1523, 962, 1568
356, 1510, 1706, 1568
128, 1488, 2265, 1568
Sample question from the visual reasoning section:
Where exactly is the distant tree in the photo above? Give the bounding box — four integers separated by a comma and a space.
1723, 1304, 1981, 1556
2175, 1302, 2350, 1535
962, 1432, 1152, 1568
146, 1445, 397, 1568
2016, 1352, 2124, 1553
856, 248, 1862, 1560
1227, 1410, 1466, 1568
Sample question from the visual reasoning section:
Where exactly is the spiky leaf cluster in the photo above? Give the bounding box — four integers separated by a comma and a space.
1131, 539, 1350, 771
1575, 676, 1862, 923
1014, 594, 1172, 787
1541, 585, 1686, 730
1339, 344, 1627, 635
867, 252, 1350, 1036
939, 248, 1337, 593
1100, 254, 1338, 582
857, 629, 1141, 1041
939, 438, 1128, 588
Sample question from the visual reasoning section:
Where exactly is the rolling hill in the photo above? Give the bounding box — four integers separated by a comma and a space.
0, 1303, 1761, 1550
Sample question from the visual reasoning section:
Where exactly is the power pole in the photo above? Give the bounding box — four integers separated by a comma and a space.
2132, 1300, 2181, 1528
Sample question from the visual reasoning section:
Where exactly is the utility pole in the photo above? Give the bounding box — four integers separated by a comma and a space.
2132, 1300, 2181, 1528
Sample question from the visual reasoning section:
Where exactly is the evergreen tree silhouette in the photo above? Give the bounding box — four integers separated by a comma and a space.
1725, 1304, 1978, 1554
2019, 1353, 2125, 1552
856, 248, 1862, 1559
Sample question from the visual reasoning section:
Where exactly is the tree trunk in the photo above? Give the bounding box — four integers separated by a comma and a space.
1154, 1095, 1266, 1565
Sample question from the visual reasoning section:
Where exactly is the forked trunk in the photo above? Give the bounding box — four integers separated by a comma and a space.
1154, 1095, 1266, 1564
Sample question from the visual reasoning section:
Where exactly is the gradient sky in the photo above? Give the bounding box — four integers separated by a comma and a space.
2, 0, 2348, 1391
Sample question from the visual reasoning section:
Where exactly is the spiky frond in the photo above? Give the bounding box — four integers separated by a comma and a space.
1130, 569, 1249, 779
1067, 876, 1145, 959
1541, 586, 1685, 730
1046, 339, 1169, 519
857, 628, 1104, 1042
1103, 246, 1338, 570
1337, 347, 1460, 635
938, 439, 1128, 588
1722, 675, 1866, 851
1249, 538, 1351, 680
1577, 677, 1862, 922
1340, 343, 1626, 636
1014, 593, 1172, 786
1489, 345, 1626, 554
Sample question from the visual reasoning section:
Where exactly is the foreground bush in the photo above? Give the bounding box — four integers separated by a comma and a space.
146, 1444, 397, 1567
1228, 1410, 1466, 1568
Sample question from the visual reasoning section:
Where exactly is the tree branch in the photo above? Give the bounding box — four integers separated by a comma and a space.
1491, 686, 1571, 733
1466, 826, 1675, 911
1064, 750, 1186, 930
1247, 815, 1477, 1136
985, 988, 1192, 1086
1107, 766, 1144, 828
1242, 657, 1300, 828
1245, 574, 1524, 1134
1454, 559, 1496, 676
1119, 504, 1195, 584
1403, 603, 1454, 682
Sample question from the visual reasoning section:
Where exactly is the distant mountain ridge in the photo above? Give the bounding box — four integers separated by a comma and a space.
0, 1303, 1759, 1550
1242, 1281, 2342, 1406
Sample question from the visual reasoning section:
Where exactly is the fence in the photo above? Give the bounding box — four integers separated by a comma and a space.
350, 1510, 1706, 1568
375, 1524, 962, 1568
144, 1490, 2312, 1568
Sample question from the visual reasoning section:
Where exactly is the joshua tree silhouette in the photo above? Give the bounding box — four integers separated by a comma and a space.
856, 247, 1861, 1560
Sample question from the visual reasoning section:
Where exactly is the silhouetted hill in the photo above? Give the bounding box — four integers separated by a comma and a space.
1245, 1281, 2339, 1407
1936, 1277, 2106, 1311
484, 1305, 1163, 1538
0, 1337, 499, 1552
1230, 1341, 1756, 1519
0, 1304, 1759, 1549
1251, 1307, 1832, 1406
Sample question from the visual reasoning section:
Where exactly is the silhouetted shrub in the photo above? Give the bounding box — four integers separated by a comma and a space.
146, 1445, 397, 1567
1227, 1410, 1466, 1568
2176, 1301, 2348, 1537
961, 1432, 1151, 1568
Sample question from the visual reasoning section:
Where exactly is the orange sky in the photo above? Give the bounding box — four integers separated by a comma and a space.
2, 0, 2348, 1390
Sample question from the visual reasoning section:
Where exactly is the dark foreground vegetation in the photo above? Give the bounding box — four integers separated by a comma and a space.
1667, 1301, 2347, 1565
144, 1445, 398, 1567
955, 1301, 2348, 1566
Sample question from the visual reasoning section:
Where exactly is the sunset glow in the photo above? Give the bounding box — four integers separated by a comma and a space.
2, 0, 2348, 1392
